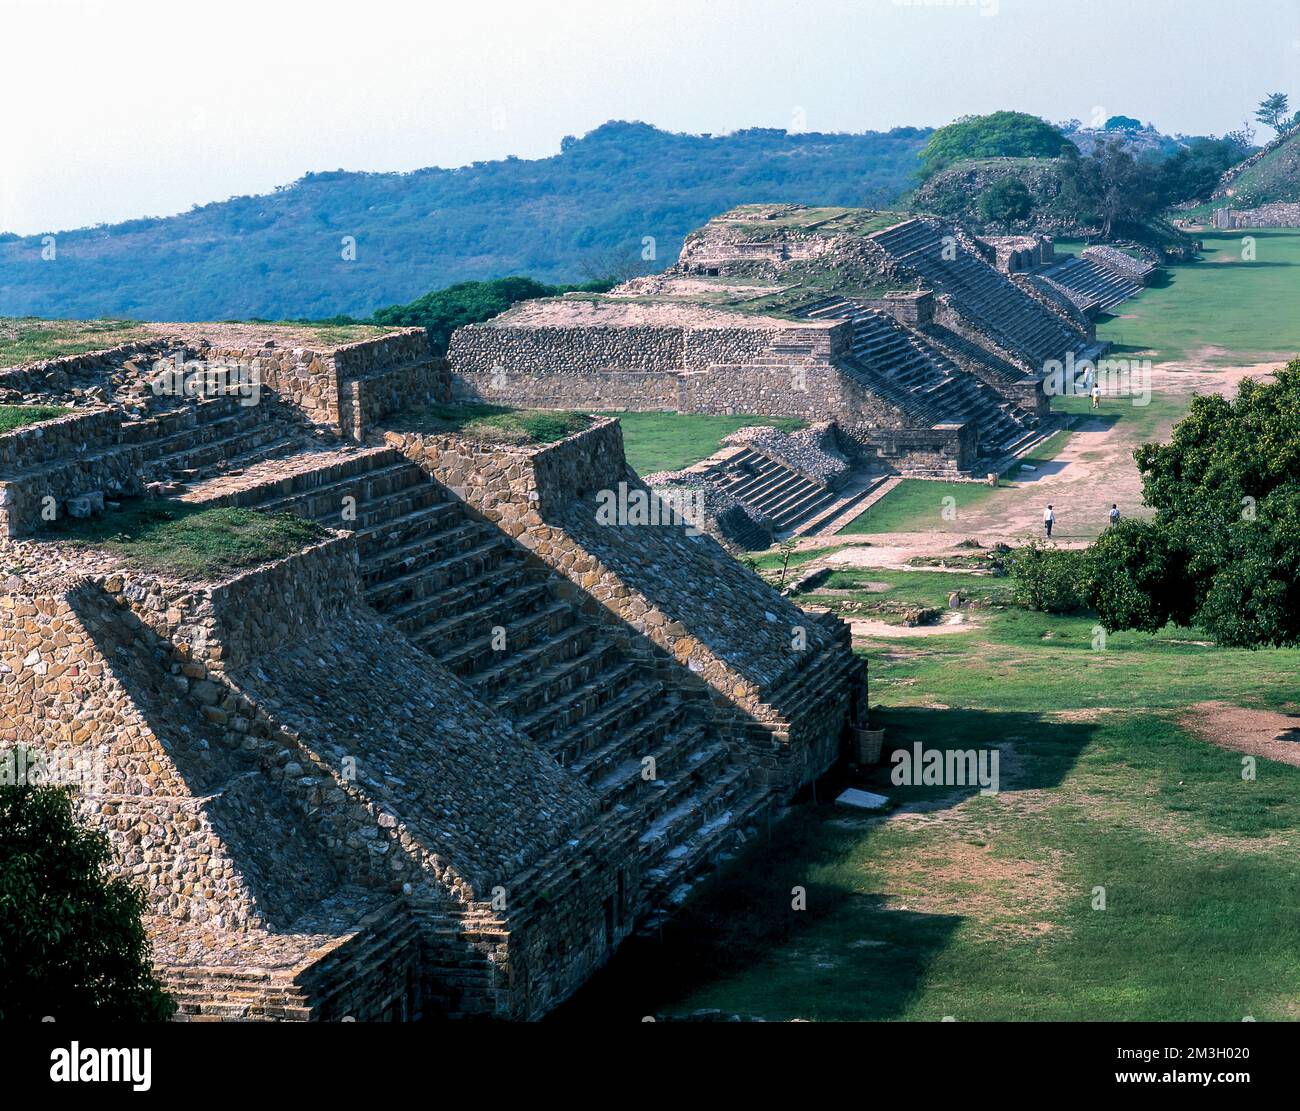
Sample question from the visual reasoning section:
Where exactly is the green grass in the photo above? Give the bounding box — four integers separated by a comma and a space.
390, 403, 592, 446
1093, 230, 1300, 365
0, 404, 72, 433
607, 412, 807, 475
558, 569, 1300, 1021
839, 479, 1000, 534
48, 502, 326, 580
0, 318, 152, 365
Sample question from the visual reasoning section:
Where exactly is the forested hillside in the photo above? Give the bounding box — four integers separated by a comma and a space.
0, 121, 929, 322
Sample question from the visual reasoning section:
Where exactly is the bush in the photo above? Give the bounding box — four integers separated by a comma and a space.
0, 777, 175, 1020
1009, 540, 1086, 614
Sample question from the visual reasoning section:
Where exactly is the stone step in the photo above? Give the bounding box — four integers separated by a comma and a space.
380, 553, 533, 632
363, 535, 516, 610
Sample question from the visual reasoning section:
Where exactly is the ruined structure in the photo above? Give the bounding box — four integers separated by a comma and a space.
448, 206, 1121, 485
0, 327, 865, 1020
1212, 202, 1300, 229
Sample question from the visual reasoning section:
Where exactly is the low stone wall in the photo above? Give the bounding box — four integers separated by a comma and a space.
1212, 202, 1300, 229
0, 437, 144, 538
340, 356, 453, 441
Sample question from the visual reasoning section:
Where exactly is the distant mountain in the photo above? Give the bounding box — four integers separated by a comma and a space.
0, 121, 930, 322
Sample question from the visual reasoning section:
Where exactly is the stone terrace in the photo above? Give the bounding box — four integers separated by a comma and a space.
0, 333, 865, 1019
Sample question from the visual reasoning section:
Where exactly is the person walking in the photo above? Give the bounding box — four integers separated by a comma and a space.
1109, 503, 1120, 526
1091, 384, 1101, 410
1044, 504, 1055, 539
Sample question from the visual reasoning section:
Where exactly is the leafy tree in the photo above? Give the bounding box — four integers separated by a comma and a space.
1255, 92, 1293, 134
371, 275, 615, 354
0, 777, 175, 1020
976, 176, 1034, 231
1082, 362, 1300, 647
1058, 139, 1158, 237
1104, 115, 1144, 132
918, 111, 1073, 178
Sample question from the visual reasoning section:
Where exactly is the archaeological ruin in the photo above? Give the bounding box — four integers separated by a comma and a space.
448, 205, 1152, 542
0, 326, 867, 1020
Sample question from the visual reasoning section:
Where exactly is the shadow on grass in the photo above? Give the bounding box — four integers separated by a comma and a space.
554, 707, 1098, 1022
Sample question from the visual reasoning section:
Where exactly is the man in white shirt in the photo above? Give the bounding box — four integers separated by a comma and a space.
1044, 504, 1055, 538
1109, 503, 1120, 526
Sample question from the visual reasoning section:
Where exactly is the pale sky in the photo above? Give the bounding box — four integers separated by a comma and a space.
2, 0, 1298, 235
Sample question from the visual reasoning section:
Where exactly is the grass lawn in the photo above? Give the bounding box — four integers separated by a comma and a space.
606, 412, 807, 475
390, 403, 592, 446
1093, 230, 1300, 366
839, 480, 1000, 535
0, 317, 152, 365
47, 501, 326, 580
0, 404, 72, 433
557, 570, 1300, 1022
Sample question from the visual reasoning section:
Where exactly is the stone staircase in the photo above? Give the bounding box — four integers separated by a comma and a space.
702, 447, 841, 535
1033, 255, 1144, 312
869, 218, 1095, 368
801, 299, 1041, 461
217, 446, 769, 906
123, 392, 312, 493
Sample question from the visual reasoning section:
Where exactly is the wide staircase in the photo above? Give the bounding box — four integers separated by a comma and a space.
801, 299, 1041, 462
870, 218, 1096, 367
1034, 255, 1143, 312
176, 435, 770, 906
703, 447, 841, 534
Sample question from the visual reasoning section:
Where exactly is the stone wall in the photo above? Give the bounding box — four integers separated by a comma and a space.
1213, 202, 1300, 228
0, 408, 144, 538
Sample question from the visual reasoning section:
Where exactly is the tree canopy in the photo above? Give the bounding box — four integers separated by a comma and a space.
0, 776, 175, 1020
918, 111, 1073, 177
370, 275, 615, 354
1083, 361, 1300, 647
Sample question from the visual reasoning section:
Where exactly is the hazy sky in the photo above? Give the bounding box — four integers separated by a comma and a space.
2, 0, 1298, 235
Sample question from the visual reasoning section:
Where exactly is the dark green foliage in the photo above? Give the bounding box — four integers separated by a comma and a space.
1009, 540, 1086, 614
1058, 139, 1159, 238
0, 122, 931, 321
1151, 137, 1251, 206
0, 778, 175, 1020
1104, 115, 1144, 132
372, 276, 613, 355
52, 501, 327, 580
1083, 362, 1300, 647
976, 176, 1034, 230
918, 111, 1072, 177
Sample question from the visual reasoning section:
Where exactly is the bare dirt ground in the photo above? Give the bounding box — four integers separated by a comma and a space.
796, 360, 1287, 569
1180, 701, 1300, 768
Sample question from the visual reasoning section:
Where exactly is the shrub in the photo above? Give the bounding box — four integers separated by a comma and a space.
1009, 540, 1086, 614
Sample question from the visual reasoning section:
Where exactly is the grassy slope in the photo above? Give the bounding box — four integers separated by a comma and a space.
0, 318, 151, 365
610, 413, 807, 475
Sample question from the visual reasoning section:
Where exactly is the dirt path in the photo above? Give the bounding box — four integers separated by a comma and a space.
792, 360, 1285, 568
1180, 701, 1300, 768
